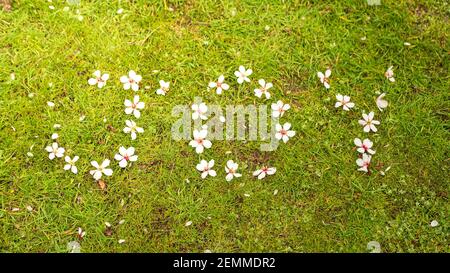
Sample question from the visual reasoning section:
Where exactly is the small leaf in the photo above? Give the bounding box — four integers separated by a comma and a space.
97, 180, 107, 191
104, 227, 113, 237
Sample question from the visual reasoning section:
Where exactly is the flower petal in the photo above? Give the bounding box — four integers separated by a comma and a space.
119, 159, 128, 168
103, 168, 113, 176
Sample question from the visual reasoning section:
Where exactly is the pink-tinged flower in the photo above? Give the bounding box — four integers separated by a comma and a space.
191, 103, 208, 120
271, 100, 290, 118
356, 153, 371, 173
358, 112, 380, 133
196, 159, 216, 179
317, 69, 331, 89
64, 156, 79, 174
234, 65, 252, 84
89, 159, 113, 180
376, 93, 388, 111
254, 79, 272, 99
275, 123, 296, 143
208, 75, 229, 94
124, 95, 145, 118
354, 138, 376, 155
253, 166, 276, 180
189, 129, 212, 154
88, 70, 109, 88
123, 120, 144, 140
120, 70, 142, 91
335, 94, 355, 111
45, 142, 65, 160
385, 66, 395, 82
114, 146, 138, 168
225, 160, 242, 181
156, 80, 169, 95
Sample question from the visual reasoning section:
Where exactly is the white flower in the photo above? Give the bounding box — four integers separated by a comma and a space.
430, 220, 439, 227
89, 159, 113, 180
208, 75, 229, 94
253, 166, 276, 180
376, 93, 388, 111
225, 160, 242, 181
77, 227, 86, 239
118, 239, 126, 244
64, 156, 79, 174
123, 120, 144, 140
196, 159, 216, 179
120, 70, 142, 91
45, 142, 65, 160
189, 129, 212, 154
124, 95, 145, 118
271, 100, 290, 118
51, 133, 59, 140
88, 70, 109, 88
358, 112, 380, 133
335, 94, 355, 111
156, 80, 169, 95
234, 65, 252, 84
385, 66, 395, 82
47, 101, 55, 108
254, 79, 272, 99
317, 69, 331, 89
354, 138, 376, 155
114, 146, 138, 168
275, 123, 295, 143
117, 8, 124, 14
356, 153, 371, 173
191, 103, 208, 120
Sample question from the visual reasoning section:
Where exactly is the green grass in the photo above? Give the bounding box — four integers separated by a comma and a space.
0, 0, 448, 253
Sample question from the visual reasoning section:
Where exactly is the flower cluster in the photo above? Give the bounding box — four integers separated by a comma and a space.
46, 64, 392, 185
189, 66, 297, 181
45, 70, 150, 181
316, 67, 392, 174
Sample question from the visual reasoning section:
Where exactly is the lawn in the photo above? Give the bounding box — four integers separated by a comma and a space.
0, 0, 448, 253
